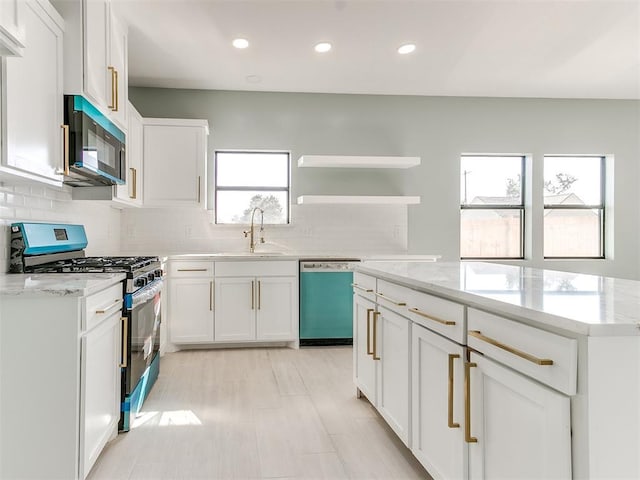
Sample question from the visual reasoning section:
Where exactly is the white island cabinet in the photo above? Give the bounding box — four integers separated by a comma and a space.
354, 261, 640, 480
0, 273, 125, 480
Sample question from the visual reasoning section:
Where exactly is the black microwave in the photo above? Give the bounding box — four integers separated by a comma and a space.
62, 95, 126, 186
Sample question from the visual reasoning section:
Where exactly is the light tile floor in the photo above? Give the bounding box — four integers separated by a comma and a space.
88, 347, 431, 480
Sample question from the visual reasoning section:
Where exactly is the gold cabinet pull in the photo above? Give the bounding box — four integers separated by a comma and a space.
376, 292, 406, 306
409, 307, 456, 326
464, 361, 478, 443
372, 311, 381, 360
366, 308, 374, 355
177, 268, 207, 272
60, 124, 69, 175
209, 281, 214, 311
251, 280, 255, 310
119, 316, 128, 368
352, 283, 373, 293
129, 167, 137, 199
257, 281, 261, 310
96, 299, 120, 314
448, 354, 460, 428
108, 66, 116, 110
197, 176, 202, 203
468, 330, 554, 366
113, 69, 119, 112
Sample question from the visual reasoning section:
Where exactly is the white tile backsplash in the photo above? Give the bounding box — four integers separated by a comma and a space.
0, 179, 122, 272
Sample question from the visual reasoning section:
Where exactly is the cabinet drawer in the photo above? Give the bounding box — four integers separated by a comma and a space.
215, 260, 297, 277
169, 260, 214, 277
84, 283, 123, 332
353, 272, 376, 300
467, 308, 577, 395
407, 290, 465, 344
376, 280, 410, 316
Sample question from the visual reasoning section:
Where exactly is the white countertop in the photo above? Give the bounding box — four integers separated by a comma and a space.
168, 253, 440, 261
356, 261, 640, 337
0, 273, 126, 297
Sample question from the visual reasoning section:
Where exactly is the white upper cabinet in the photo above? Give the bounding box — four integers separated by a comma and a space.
114, 102, 143, 206
298, 155, 420, 169
0, 0, 26, 56
1, 0, 64, 186
54, 0, 128, 132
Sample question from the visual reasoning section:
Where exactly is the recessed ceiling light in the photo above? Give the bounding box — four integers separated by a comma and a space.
314, 42, 332, 53
232, 38, 249, 49
397, 43, 416, 55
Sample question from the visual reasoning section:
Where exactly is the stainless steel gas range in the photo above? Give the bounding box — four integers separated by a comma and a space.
9, 222, 162, 431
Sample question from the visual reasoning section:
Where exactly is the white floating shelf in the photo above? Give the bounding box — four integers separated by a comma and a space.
297, 195, 421, 205
297, 155, 421, 169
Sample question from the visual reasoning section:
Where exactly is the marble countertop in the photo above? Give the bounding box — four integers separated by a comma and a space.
168, 252, 440, 261
0, 273, 126, 297
356, 261, 640, 337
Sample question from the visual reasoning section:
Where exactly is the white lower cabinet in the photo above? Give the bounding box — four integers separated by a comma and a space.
214, 277, 255, 341
467, 352, 572, 479
169, 277, 214, 343
353, 292, 377, 403
411, 323, 467, 480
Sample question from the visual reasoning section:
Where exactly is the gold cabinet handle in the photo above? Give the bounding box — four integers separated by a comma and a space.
177, 268, 207, 272
448, 354, 460, 428
366, 308, 374, 355
119, 316, 128, 368
257, 280, 261, 310
108, 66, 116, 110
464, 361, 478, 443
251, 280, 255, 310
129, 167, 137, 199
372, 311, 381, 361
468, 330, 554, 366
96, 299, 120, 314
352, 283, 373, 293
409, 307, 456, 326
114, 68, 119, 112
60, 124, 70, 175
376, 292, 406, 306
209, 281, 214, 311
197, 176, 202, 203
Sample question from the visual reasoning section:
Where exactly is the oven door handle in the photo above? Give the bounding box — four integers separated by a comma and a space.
119, 316, 128, 368
130, 278, 164, 310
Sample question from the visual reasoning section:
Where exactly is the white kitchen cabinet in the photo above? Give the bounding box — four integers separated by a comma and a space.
467, 352, 572, 479
411, 323, 467, 480
167, 261, 214, 344
0, 0, 26, 56
1, 0, 64, 186
113, 101, 143, 206
214, 277, 255, 341
107, 11, 127, 128
0, 279, 123, 479
143, 118, 209, 208
298, 155, 420, 168
256, 276, 297, 340
353, 292, 377, 403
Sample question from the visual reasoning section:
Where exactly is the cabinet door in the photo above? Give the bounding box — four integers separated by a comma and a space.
4, 0, 63, 184
256, 276, 296, 341
0, 0, 25, 56
107, 10, 127, 130
412, 323, 467, 480
376, 306, 410, 445
353, 294, 376, 404
468, 352, 572, 480
115, 102, 143, 206
214, 277, 255, 341
143, 123, 206, 208
81, 312, 120, 479
83, 0, 109, 109
169, 278, 214, 343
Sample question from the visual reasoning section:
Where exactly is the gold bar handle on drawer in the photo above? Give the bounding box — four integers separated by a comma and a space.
372, 311, 381, 360
448, 354, 460, 429
251, 280, 255, 310
468, 330, 554, 365
108, 66, 116, 110
366, 308, 374, 355
129, 168, 137, 199
96, 299, 120, 314
464, 362, 477, 443
209, 281, 214, 311
119, 316, 128, 368
351, 283, 373, 293
376, 292, 406, 306
59, 124, 70, 175
177, 268, 207, 272
409, 307, 456, 326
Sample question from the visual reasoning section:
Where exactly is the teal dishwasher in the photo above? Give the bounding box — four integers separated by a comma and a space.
299, 260, 358, 346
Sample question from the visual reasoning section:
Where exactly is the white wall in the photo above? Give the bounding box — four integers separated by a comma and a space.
0, 180, 122, 271
129, 88, 640, 279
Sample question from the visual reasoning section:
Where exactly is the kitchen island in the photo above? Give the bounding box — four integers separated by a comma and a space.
353, 261, 640, 480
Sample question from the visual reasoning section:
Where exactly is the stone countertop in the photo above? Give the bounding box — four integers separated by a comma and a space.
356, 261, 640, 337
0, 273, 126, 297
167, 253, 441, 261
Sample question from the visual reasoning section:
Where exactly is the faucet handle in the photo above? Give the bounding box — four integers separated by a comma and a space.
260, 237, 265, 244
243, 230, 249, 238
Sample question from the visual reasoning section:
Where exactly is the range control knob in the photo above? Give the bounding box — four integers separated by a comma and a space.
135, 277, 147, 288
154, 268, 163, 278
147, 273, 155, 282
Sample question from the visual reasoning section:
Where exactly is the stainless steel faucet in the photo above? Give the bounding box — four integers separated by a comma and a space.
243, 207, 265, 253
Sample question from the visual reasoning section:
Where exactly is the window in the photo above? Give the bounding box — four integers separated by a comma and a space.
543, 155, 605, 258
460, 155, 525, 259
214, 151, 290, 224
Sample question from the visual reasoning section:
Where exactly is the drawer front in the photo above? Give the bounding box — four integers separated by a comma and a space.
467, 308, 577, 395
84, 283, 124, 332
352, 272, 376, 301
407, 290, 465, 344
169, 261, 214, 277
215, 260, 298, 277
376, 280, 410, 316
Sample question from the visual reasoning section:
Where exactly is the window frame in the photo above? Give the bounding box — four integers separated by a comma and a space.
543, 155, 605, 260
213, 150, 291, 225
460, 154, 526, 260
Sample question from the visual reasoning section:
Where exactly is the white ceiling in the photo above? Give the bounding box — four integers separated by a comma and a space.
112, 0, 640, 99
